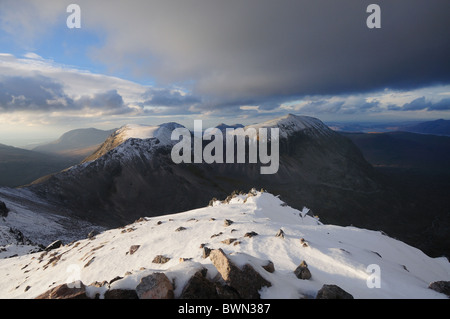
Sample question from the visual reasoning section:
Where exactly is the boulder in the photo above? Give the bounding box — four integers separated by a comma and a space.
152, 255, 171, 264
316, 284, 354, 299
428, 281, 450, 297
209, 248, 271, 299
294, 260, 311, 280
136, 273, 174, 299
35, 282, 88, 299
180, 269, 218, 299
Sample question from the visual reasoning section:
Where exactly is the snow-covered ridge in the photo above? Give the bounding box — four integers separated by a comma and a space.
116, 122, 185, 146
1, 190, 448, 299
244, 114, 334, 139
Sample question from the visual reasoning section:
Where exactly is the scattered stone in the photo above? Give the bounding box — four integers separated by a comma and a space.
428, 281, 450, 297
316, 284, 354, 299
87, 230, 99, 240
136, 273, 174, 299
152, 255, 171, 264
199, 243, 206, 248
104, 289, 138, 299
302, 243, 309, 248
230, 229, 237, 233
294, 260, 311, 280
135, 217, 147, 223
180, 269, 218, 299
224, 219, 234, 227
262, 261, 275, 273
209, 248, 271, 299
211, 232, 223, 238
221, 238, 237, 245
300, 238, 305, 244
44, 240, 63, 252
275, 229, 285, 239
156, 221, 163, 225
209, 218, 216, 221
35, 282, 88, 299
233, 241, 241, 246
84, 257, 95, 268
129, 245, 140, 255
244, 231, 258, 238
175, 226, 187, 232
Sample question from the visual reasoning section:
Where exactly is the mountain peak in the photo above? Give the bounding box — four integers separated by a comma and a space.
245, 114, 333, 139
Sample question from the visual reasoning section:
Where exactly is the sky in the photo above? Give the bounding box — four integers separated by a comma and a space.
0, 0, 449, 146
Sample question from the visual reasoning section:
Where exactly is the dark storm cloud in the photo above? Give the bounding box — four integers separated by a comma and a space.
81, 0, 450, 110
142, 88, 201, 107
0, 75, 74, 111
428, 98, 450, 111
0, 75, 136, 115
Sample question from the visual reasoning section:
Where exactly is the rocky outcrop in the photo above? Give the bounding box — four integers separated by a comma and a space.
179, 269, 218, 299
35, 282, 87, 299
0, 201, 8, 218
316, 284, 354, 299
428, 281, 450, 297
209, 248, 271, 299
136, 272, 174, 299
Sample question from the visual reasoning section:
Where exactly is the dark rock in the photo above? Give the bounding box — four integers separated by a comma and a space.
244, 231, 258, 238
262, 261, 275, 273
209, 248, 271, 299
104, 289, 138, 299
129, 245, 140, 255
180, 269, 218, 299
175, 226, 187, 232
224, 219, 234, 227
275, 229, 285, 239
44, 240, 63, 252
202, 246, 211, 259
294, 260, 311, 280
136, 273, 174, 299
316, 284, 354, 299
215, 283, 241, 299
0, 201, 9, 217
428, 281, 450, 297
35, 282, 88, 299
87, 230, 99, 239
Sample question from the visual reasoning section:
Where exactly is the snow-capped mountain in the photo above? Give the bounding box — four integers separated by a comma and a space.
27, 114, 382, 229
0, 190, 448, 299
83, 122, 184, 163
245, 114, 334, 139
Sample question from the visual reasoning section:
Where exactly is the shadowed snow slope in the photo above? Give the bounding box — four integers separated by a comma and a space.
0, 191, 448, 299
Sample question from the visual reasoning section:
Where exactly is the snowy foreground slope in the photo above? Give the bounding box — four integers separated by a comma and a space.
0, 190, 448, 299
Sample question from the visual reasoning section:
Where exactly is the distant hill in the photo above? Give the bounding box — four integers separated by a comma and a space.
33, 128, 116, 159
402, 119, 450, 136
340, 131, 450, 174
0, 144, 76, 187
